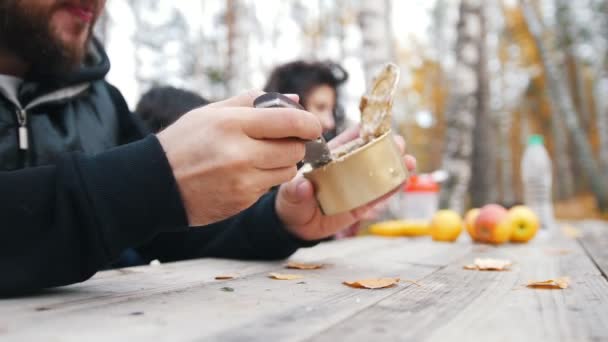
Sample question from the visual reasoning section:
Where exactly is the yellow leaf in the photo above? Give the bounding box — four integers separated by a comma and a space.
527, 277, 570, 289
561, 225, 582, 239
344, 278, 400, 289
268, 273, 303, 280
464, 258, 512, 271
286, 262, 324, 270
215, 275, 236, 280
544, 248, 573, 256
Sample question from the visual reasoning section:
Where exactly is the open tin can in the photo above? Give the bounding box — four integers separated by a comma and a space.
304, 131, 408, 215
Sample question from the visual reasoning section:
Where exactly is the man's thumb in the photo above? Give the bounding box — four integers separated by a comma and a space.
279, 177, 313, 205
276, 177, 317, 227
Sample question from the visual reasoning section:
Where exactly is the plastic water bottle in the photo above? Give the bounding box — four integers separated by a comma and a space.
521, 135, 555, 231
388, 173, 440, 221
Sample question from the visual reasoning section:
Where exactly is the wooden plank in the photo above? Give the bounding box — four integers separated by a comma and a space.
577, 220, 608, 279
0, 236, 391, 316
0, 258, 275, 318
311, 233, 608, 342
0, 237, 451, 342
293, 235, 474, 267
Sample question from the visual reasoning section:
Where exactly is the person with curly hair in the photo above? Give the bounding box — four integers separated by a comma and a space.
264, 60, 349, 141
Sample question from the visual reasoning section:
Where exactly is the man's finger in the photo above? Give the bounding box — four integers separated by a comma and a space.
393, 135, 406, 155
327, 125, 360, 149
404, 155, 417, 171
257, 166, 299, 190
242, 108, 322, 140
284, 94, 300, 103
253, 139, 306, 170
207, 90, 265, 108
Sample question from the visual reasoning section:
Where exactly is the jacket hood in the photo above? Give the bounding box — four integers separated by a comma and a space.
59, 38, 111, 86
19, 38, 110, 106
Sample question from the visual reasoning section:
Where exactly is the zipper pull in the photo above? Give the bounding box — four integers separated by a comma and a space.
16, 109, 28, 150
19, 125, 28, 150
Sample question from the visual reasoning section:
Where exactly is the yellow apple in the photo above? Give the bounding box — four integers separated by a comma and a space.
430, 210, 463, 242
508, 205, 540, 243
464, 208, 480, 240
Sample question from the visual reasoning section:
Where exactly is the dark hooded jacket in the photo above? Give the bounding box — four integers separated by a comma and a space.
0, 40, 316, 296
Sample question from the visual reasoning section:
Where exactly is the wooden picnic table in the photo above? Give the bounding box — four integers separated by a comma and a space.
1, 220, 607, 341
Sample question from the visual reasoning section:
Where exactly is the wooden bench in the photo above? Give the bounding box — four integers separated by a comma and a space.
1, 220, 607, 341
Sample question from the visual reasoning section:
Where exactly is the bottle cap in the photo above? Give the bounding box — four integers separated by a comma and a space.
528, 135, 544, 146
404, 174, 439, 193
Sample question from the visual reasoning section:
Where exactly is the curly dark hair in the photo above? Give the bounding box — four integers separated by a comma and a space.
263, 60, 349, 139
135, 86, 209, 133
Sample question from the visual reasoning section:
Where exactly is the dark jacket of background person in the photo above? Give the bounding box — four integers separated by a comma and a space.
135, 86, 209, 133
0, 40, 316, 296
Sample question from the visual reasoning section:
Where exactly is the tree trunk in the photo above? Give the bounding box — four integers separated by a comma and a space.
551, 116, 575, 199
439, 0, 485, 214
468, 1, 497, 208
597, 76, 608, 174
357, 0, 393, 85
498, 108, 515, 205
555, 0, 593, 132
225, 0, 251, 95
595, 0, 608, 174
572, 59, 592, 131
522, 0, 608, 211
225, 0, 236, 95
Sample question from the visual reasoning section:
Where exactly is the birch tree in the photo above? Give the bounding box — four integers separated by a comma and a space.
592, 0, 608, 174
555, 0, 593, 131
225, 0, 252, 95
522, 0, 608, 211
439, 0, 486, 213
551, 114, 575, 199
357, 0, 394, 85
129, 0, 194, 95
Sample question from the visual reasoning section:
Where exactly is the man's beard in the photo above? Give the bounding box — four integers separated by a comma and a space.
0, 1, 93, 80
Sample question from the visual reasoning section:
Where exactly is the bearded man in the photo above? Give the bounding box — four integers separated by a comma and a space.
0, 0, 415, 295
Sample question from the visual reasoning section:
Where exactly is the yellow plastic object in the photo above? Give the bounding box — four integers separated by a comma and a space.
369, 220, 430, 237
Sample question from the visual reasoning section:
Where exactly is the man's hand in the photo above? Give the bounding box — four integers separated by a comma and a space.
157, 91, 321, 226
275, 127, 416, 241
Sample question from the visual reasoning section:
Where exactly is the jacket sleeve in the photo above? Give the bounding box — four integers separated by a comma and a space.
0, 135, 188, 296
137, 191, 320, 263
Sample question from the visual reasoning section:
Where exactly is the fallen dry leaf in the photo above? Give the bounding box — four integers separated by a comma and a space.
464, 258, 512, 271
268, 273, 303, 280
527, 277, 570, 289
544, 248, 573, 256
561, 225, 582, 239
344, 278, 400, 289
286, 261, 324, 270
215, 275, 236, 280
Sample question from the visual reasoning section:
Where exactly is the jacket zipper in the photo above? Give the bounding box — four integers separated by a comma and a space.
15, 108, 29, 167
7, 82, 89, 168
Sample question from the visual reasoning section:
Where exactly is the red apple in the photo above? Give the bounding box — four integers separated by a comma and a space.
474, 204, 512, 244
